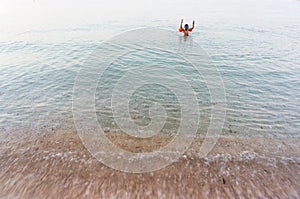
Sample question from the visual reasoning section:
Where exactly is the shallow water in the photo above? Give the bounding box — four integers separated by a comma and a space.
0, 0, 300, 142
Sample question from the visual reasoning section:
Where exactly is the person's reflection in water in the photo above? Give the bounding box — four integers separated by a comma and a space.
178, 34, 193, 51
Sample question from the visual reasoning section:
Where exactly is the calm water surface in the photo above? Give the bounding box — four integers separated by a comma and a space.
0, 0, 299, 141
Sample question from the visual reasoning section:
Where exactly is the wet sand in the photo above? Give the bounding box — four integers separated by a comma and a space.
0, 131, 299, 198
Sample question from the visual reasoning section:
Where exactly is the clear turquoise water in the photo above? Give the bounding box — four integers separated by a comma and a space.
0, 0, 299, 141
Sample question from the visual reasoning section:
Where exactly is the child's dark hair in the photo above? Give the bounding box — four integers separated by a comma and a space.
184, 24, 189, 31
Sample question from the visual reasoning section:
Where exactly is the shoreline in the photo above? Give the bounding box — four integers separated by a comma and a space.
0, 131, 299, 198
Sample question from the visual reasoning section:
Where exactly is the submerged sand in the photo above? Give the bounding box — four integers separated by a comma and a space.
0, 131, 299, 198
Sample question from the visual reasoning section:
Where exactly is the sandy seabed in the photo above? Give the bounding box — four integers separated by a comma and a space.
0, 131, 299, 199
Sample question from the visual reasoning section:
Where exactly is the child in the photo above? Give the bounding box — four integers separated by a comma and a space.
179, 19, 195, 36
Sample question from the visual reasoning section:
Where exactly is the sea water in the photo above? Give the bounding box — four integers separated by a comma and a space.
0, 0, 299, 142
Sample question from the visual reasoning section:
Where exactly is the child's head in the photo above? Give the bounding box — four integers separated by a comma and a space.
184, 24, 189, 31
